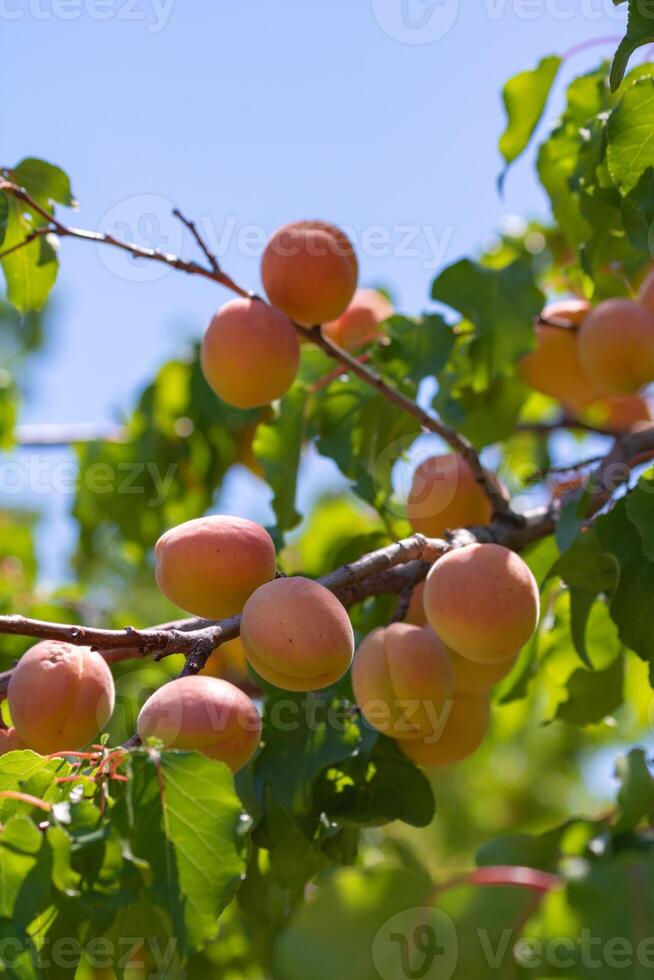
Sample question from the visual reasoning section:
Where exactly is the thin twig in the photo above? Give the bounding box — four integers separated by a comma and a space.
172, 207, 221, 273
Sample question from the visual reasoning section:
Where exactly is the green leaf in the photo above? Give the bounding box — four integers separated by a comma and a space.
610, 0, 654, 91
1, 195, 58, 313
372, 314, 456, 385
253, 383, 306, 533
622, 166, 654, 250
614, 748, 654, 834
607, 76, 654, 193
431, 259, 543, 384
114, 750, 245, 956
434, 371, 528, 450
554, 650, 624, 725
625, 467, 654, 560
10, 158, 76, 209
499, 55, 561, 176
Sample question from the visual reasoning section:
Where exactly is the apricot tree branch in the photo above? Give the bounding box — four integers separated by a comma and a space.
0, 180, 509, 520
304, 326, 513, 520
0, 180, 252, 299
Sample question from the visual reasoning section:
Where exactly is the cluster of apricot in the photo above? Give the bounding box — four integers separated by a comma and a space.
518, 281, 654, 430
200, 220, 392, 410
353, 543, 538, 765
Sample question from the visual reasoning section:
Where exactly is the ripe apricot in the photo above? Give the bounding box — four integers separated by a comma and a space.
399, 692, 490, 767
155, 515, 276, 619
574, 394, 652, 433
352, 623, 453, 740
407, 454, 494, 538
322, 288, 393, 351
8, 641, 115, 754
424, 543, 539, 664
449, 648, 518, 695
638, 267, 654, 314
240, 576, 354, 691
201, 298, 300, 408
137, 676, 261, 773
404, 581, 427, 626
578, 299, 654, 394
261, 221, 358, 327
201, 636, 250, 685
518, 300, 599, 406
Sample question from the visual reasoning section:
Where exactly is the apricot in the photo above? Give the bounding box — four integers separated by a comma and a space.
0, 728, 24, 755
201, 636, 250, 685
407, 454, 494, 538
449, 648, 518, 695
424, 543, 539, 664
261, 221, 358, 327
8, 641, 115, 754
574, 394, 652, 433
399, 692, 490, 767
578, 299, 654, 394
137, 676, 261, 773
155, 515, 276, 619
201, 298, 300, 408
404, 581, 427, 627
352, 623, 453, 740
322, 288, 393, 351
638, 267, 654, 315
518, 300, 599, 406
240, 576, 354, 691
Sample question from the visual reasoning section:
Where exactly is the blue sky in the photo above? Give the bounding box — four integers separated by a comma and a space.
1, 1, 630, 578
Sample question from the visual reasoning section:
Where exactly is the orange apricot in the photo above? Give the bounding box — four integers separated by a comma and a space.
449, 648, 518, 695
407, 454, 494, 538
518, 300, 599, 405
201, 298, 300, 408
404, 581, 427, 626
137, 676, 261, 773
399, 692, 490, 767
8, 641, 115, 754
322, 288, 393, 351
352, 623, 453, 740
261, 221, 358, 327
578, 299, 654, 395
201, 636, 250, 685
240, 577, 354, 691
574, 394, 652, 433
155, 515, 276, 619
424, 544, 539, 664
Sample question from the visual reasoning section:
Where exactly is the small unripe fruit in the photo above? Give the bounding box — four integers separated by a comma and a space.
261, 221, 358, 327
8, 641, 115, 754
155, 515, 276, 619
578, 299, 654, 395
449, 649, 518, 695
352, 624, 453, 740
518, 300, 599, 406
137, 676, 261, 773
424, 544, 539, 664
201, 298, 300, 409
399, 692, 490, 767
407, 454, 494, 538
240, 577, 354, 691
322, 288, 393, 351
